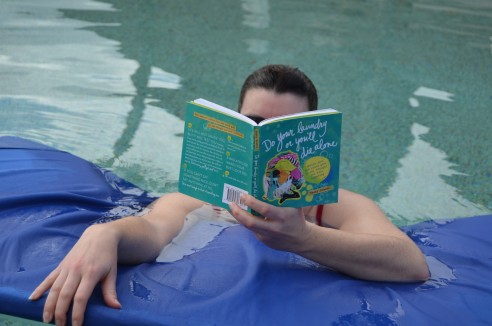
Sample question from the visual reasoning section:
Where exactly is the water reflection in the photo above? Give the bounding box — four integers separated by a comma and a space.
413, 2, 492, 19
148, 67, 182, 90
333, 299, 402, 326
241, 0, 270, 54
409, 86, 454, 108
241, 0, 270, 29
0, 54, 63, 71
105, 64, 182, 167
0, 1, 187, 193
0, 0, 140, 158
418, 256, 456, 291
106, 64, 149, 166
0, 0, 490, 210
378, 123, 489, 225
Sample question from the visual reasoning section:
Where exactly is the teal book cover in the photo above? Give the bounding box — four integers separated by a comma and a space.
179, 100, 255, 210
253, 113, 342, 208
178, 99, 341, 210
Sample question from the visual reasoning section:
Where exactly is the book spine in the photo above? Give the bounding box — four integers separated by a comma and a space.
252, 127, 260, 200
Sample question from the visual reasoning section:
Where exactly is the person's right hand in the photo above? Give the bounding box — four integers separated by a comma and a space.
229, 194, 313, 253
29, 224, 122, 326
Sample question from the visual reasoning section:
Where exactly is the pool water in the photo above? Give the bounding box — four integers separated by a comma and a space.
0, 313, 45, 325
0, 0, 490, 226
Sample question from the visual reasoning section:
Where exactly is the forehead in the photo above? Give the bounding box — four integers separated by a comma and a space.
240, 88, 309, 119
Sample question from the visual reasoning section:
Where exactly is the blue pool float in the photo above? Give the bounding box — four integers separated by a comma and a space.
0, 136, 491, 325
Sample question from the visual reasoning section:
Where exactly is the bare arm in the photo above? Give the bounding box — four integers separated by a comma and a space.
29, 192, 203, 326
229, 189, 429, 282
115, 193, 204, 263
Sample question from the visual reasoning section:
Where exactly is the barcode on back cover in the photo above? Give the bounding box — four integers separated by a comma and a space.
222, 184, 248, 210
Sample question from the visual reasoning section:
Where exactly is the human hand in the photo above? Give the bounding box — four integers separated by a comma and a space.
29, 224, 122, 326
229, 194, 313, 252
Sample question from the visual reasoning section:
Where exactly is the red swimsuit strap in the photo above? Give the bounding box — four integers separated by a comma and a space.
316, 205, 323, 226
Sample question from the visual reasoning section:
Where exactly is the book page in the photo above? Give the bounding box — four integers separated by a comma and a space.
193, 98, 258, 125
258, 108, 339, 126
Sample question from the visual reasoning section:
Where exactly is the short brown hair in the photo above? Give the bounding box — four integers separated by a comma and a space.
238, 64, 318, 111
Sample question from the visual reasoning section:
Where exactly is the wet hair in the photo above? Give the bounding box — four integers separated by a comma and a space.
238, 64, 318, 112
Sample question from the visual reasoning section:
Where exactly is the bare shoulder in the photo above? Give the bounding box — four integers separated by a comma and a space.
322, 188, 404, 237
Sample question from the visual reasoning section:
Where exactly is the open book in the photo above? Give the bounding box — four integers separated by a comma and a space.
178, 99, 342, 210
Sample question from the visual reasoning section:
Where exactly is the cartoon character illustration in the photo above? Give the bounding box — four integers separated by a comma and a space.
263, 151, 305, 204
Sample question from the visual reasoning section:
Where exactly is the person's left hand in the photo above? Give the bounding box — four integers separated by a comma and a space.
29, 224, 121, 326
229, 194, 313, 252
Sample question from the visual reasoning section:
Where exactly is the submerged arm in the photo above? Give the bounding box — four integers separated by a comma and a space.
230, 189, 429, 282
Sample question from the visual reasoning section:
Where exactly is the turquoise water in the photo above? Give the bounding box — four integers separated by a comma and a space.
0, 0, 490, 225
0, 313, 45, 325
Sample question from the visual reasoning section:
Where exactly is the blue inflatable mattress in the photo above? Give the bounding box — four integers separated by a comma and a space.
0, 136, 491, 325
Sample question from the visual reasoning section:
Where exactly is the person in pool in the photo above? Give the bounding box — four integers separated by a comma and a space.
30, 64, 430, 326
